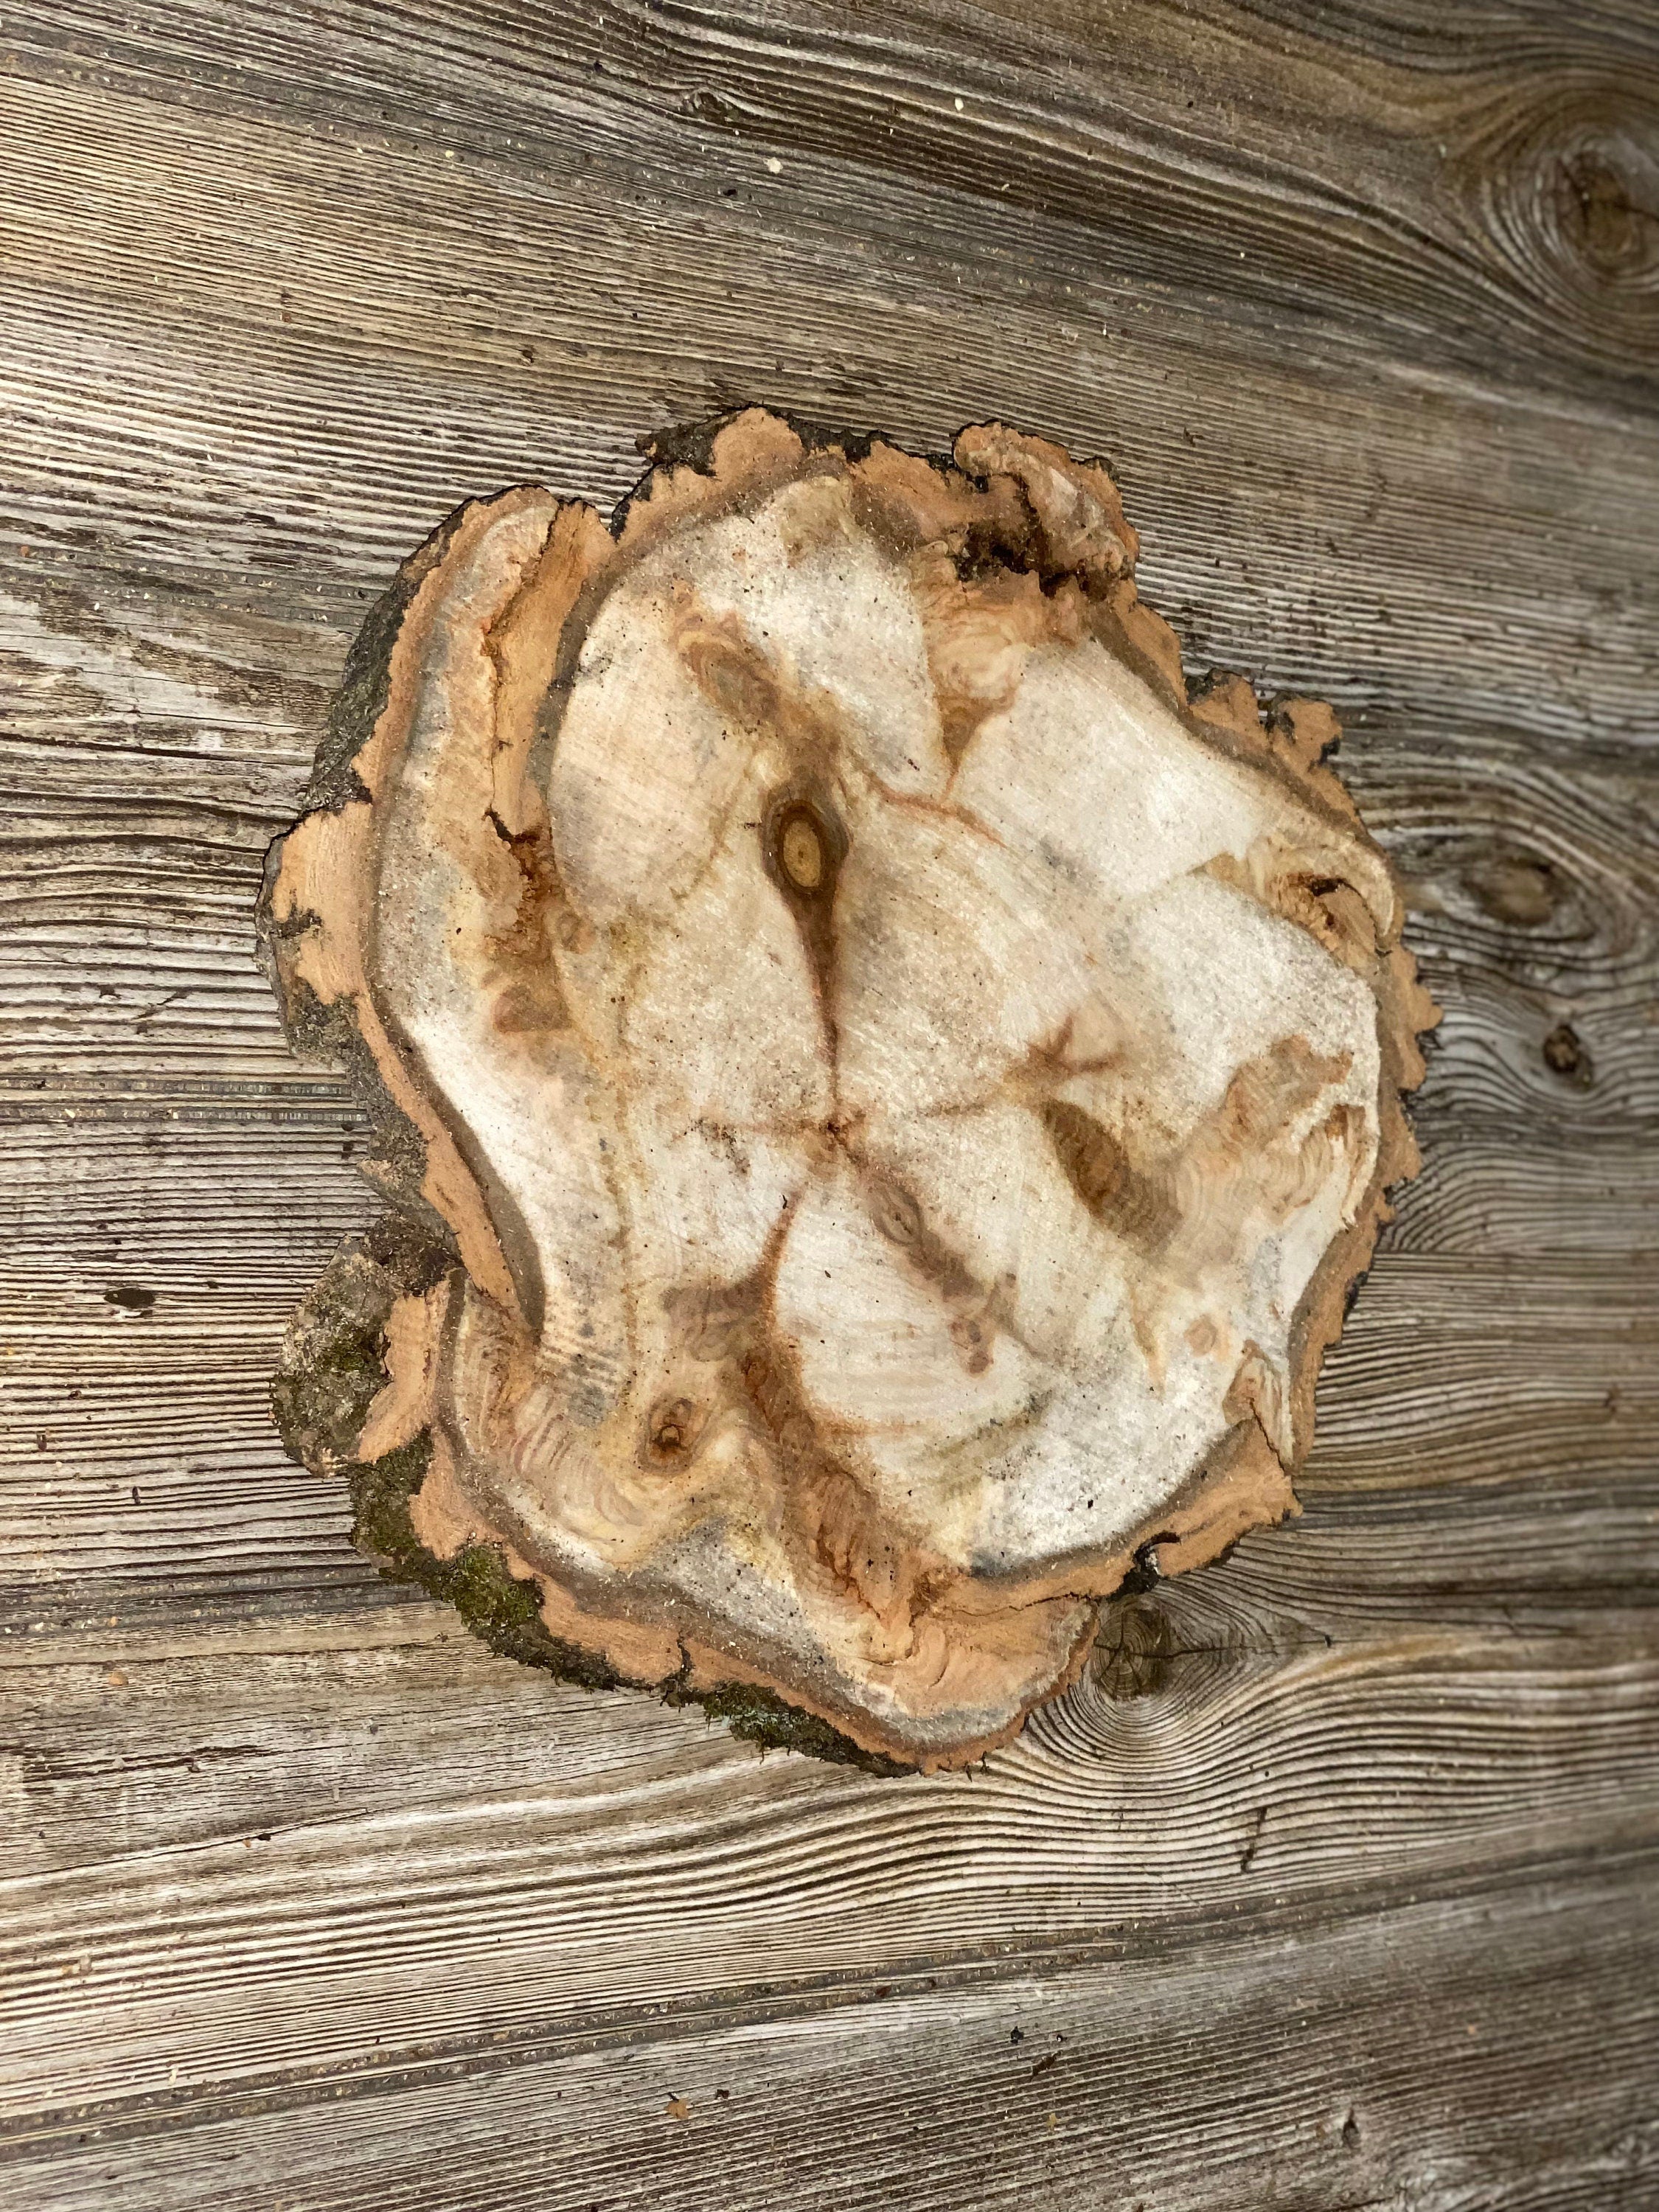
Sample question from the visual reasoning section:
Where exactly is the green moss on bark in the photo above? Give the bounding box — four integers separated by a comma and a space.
261, 465, 916, 1774
272, 1228, 903, 1773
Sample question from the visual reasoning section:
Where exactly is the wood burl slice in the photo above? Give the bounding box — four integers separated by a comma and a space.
262, 411, 1436, 1770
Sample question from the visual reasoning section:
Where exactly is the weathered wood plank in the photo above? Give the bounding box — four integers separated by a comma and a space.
10, 0, 1659, 416
3, 0, 1657, 2191
6, 1868, 1655, 2210
5, 7, 1659, 758
2, 1599, 1656, 2121
7, 282, 1655, 751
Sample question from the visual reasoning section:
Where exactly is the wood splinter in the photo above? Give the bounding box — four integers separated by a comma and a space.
260, 409, 1436, 1770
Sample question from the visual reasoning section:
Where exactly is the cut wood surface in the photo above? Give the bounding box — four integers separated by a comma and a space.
1, 0, 1656, 2202
257, 413, 1435, 1767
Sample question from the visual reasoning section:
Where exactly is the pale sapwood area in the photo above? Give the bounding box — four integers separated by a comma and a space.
262, 412, 1436, 1767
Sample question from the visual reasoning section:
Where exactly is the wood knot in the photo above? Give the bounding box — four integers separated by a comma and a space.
779, 812, 825, 890
1091, 1598, 1175, 1701
1465, 846, 1565, 930
1543, 1021, 1594, 1087
762, 790, 849, 1004
764, 793, 844, 906
1556, 144, 1659, 291
1466, 84, 1659, 363
644, 1395, 706, 1467
868, 1177, 922, 1245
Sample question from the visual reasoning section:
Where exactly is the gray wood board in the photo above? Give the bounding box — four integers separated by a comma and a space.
1, 0, 1657, 2203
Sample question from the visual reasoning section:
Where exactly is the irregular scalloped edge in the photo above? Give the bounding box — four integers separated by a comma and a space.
271, 1219, 914, 1775
260, 406, 1440, 1773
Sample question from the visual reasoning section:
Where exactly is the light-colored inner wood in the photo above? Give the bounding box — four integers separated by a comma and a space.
275, 422, 1432, 1764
